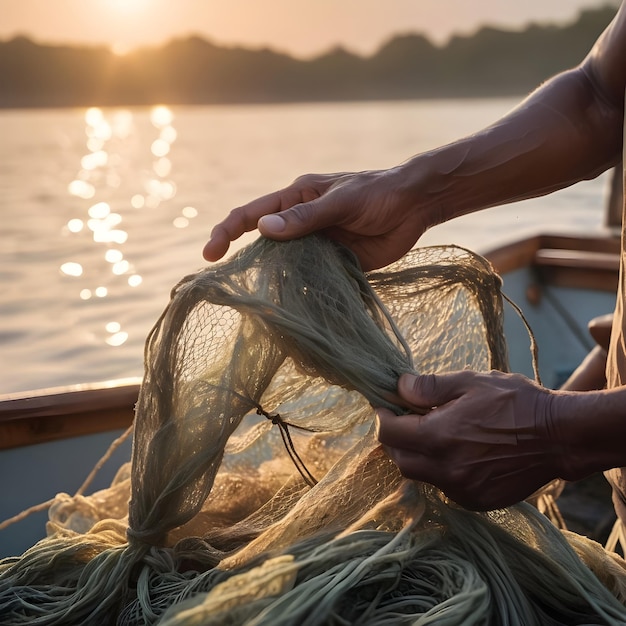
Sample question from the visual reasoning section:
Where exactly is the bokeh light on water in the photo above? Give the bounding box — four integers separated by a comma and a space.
59, 105, 198, 349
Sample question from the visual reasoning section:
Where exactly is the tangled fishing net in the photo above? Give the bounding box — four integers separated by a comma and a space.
2, 235, 626, 625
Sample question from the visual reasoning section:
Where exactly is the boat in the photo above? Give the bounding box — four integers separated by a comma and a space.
0, 378, 139, 557
0, 172, 623, 560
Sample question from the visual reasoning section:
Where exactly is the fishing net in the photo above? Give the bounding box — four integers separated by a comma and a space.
1, 234, 626, 625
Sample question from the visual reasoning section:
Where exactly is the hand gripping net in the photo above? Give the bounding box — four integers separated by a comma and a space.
1, 235, 626, 625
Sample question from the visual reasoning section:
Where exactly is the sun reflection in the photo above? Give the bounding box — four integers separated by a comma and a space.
85, 107, 103, 127
67, 219, 84, 233
153, 157, 171, 178
131, 194, 145, 209
161, 181, 176, 199
160, 126, 177, 143
60, 262, 83, 277
81, 150, 108, 170
93, 229, 128, 245
145, 178, 177, 202
105, 317, 130, 346
112, 260, 130, 275
93, 124, 113, 141
112, 110, 133, 138
151, 138, 170, 158
104, 213, 123, 227
105, 249, 124, 263
86, 137, 105, 152
86, 112, 112, 141
144, 195, 161, 209
172, 205, 199, 229
61, 104, 180, 347
68, 179, 96, 199
88, 202, 111, 218
106, 331, 129, 347
173, 217, 189, 229
151, 105, 173, 128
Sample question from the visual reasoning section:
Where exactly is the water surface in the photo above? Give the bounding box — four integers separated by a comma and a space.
0, 99, 610, 393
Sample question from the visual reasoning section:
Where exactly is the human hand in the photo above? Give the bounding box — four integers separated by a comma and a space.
203, 167, 427, 271
376, 370, 575, 510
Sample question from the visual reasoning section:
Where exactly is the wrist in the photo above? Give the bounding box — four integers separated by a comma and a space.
549, 388, 626, 480
394, 139, 505, 232
393, 153, 450, 233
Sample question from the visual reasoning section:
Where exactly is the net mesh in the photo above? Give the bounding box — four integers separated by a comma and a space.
1, 235, 626, 625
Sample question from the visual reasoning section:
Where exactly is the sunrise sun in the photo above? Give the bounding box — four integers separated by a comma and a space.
106, 0, 150, 14
99, 0, 153, 55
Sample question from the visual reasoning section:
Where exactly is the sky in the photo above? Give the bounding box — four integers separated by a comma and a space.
1, 0, 618, 58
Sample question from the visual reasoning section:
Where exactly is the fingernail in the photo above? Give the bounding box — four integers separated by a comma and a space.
259, 214, 286, 233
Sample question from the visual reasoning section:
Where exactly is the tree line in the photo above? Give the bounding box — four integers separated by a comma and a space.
0, 6, 617, 108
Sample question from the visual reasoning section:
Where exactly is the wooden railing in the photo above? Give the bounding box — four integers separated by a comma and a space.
0, 379, 140, 450
486, 233, 620, 293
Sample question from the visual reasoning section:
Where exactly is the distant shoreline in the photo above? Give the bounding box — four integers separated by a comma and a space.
0, 6, 617, 110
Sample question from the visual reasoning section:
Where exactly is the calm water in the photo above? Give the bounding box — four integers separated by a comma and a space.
0, 99, 611, 394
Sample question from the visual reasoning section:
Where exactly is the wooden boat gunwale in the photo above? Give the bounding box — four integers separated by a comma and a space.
0, 379, 140, 451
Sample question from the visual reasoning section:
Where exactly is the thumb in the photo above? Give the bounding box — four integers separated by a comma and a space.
258, 199, 331, 240
398, 372, 465, 410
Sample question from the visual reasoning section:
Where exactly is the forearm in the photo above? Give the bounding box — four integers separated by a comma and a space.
396, 67, 624, 228
553, 386, 626, 480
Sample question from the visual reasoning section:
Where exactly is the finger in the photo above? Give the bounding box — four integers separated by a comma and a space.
383, 445, 439, 485
202, 226, 233, 262
375, 408, 433, 452
258, 195, 339, 241
398, 372, 470, 409
384, 442, 485, 507
203, 190, 288, 261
